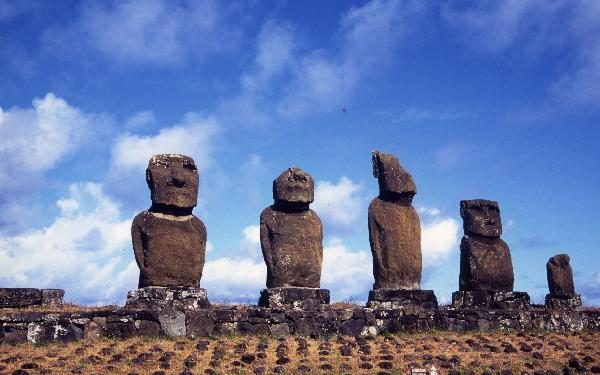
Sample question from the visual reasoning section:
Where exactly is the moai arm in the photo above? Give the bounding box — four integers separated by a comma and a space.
131, 214, 146, 273
368, 204, 384, 284
259, 210, 274, 273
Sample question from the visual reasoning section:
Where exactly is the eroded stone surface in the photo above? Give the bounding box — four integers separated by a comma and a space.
0, 289, 41, 308
367, 289, 438, 309
258, 288, 330, 309
368, 151, 421, 290
260, 167, 323, 288
451, 290, 530, 310
125, 287, 210, 311
132, 154, 207, 288
458, 199, 514, 292
547, 254, 576, 296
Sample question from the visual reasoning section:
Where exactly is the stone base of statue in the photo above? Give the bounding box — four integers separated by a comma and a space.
0, 288, 64, 308
258, 287, 330, 310
452, 290, 530, 310
125, 286, 210, 311
367, 289, 438, 309
545, 293, 582, 309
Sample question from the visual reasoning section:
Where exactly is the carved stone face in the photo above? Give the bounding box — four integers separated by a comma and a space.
372, 151, 416, 197
460, 199, 502, 238
273, 167, 314, 204
146, 154, 199, 208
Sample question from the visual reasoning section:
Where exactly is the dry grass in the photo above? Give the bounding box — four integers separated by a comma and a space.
0, 331, 598, 374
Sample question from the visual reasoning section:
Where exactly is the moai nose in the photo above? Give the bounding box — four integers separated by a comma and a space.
171, 170, 186, 188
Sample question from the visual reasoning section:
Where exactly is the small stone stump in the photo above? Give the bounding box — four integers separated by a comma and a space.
545, 254, 582, 309
452, 290, 530, 310
367, 289, 438, 309
125, 286, 210, 311
0, 288, 64, 308
258, 287, 330, 310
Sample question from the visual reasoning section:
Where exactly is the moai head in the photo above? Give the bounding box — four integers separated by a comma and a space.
146, 154, 199, 209
547, 254, 576, 295
372, 150, 416, 200
273, 167, 314, 205
460, 199, 502, 238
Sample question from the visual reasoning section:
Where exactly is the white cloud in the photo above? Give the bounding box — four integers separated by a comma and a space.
0, 182, 136, 305
44, 0, 240, 65
110, 112, 220, 173
420, 212, 460, 268
242, 224, 260, 245
202, 257, 266, 303
125, 110, 155, 129
322, 238, 372, 301
0, 93, 93, 183
313, 177, 365, 230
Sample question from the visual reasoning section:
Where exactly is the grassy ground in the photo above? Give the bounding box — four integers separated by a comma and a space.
0, 330, 598, 374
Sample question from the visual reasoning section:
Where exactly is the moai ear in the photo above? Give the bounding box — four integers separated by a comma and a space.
146, 168, 153, 190
459, 200, 469, 219
372, 151, 381, 178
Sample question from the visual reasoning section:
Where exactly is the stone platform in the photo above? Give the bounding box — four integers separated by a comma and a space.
545, 293, 582, 309
367, 289, 438, 309
125, 287, 210, 311
0, 288, 64, 308
452, 290, 530, 310
258, 287, 330, 309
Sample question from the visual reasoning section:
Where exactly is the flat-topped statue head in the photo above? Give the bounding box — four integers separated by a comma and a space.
460, 199, 502, 238
273, 166, 314, 207
146, 154, 199, 210
372, 150, 416, 202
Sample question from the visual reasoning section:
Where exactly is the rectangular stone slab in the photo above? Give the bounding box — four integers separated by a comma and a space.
367, 289, 438, 309
0, 288, 42, 308
452, 290, 530, 310
258, 287, 330, 309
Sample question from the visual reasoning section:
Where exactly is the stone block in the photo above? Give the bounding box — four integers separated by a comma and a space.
258, 287, 330, 309
545, 293, 582, 309
41, 289, 64, 306
125, 286, 210, 311
367, 289, 438, 309
186, 310, 214, 337
0, 288, 42, 308
158, 310, 186, 337
451, 290, 530, 310
270, 323, 290, 337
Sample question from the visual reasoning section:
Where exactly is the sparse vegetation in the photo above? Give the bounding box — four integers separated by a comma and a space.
0, 331, 598, 374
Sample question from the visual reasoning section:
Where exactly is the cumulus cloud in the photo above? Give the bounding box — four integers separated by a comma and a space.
313, 177, 365, 231
43, 0, 241, 65
421, 217, 460, 268
125, 110, 155, 129
0, 93, 93, 181
0, 182, 136, 305
111, 112, 220, 174
322, 239, 373, 301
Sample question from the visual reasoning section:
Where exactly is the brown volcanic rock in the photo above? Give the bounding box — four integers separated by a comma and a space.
132, 154, 207, 288
547, 254, 576, 296
260, 167, 323, 288
368, 151, 421, 290
458, 199, 514, 291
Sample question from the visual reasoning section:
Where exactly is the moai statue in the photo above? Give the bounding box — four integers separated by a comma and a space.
258, 167, 329, 309
366, 151, 437, 309
126, 154, 210, 310
452, 199, 529, 309
545, 254, 582, 309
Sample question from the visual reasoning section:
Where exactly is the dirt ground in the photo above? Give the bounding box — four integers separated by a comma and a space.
0, 330, 599, 374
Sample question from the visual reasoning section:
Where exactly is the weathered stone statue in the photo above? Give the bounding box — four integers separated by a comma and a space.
126, 154, 209, 310
452, 199, 529, 309
258, 167, 329, 309
545, 254, 581, 309
366, 151, 437, 309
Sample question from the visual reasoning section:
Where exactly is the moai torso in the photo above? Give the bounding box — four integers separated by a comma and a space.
458, 199, 514, 292
547, 254, 575, 296
368, 151, 422, 290
131, 154, 207, 288
260, 167, 323, 288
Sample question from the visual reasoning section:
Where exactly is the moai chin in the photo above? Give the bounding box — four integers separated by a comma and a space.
367, 151, 437, 309
368, 151, 421, 290
458, 199, 514, 291
452, 199, 529, 310
131, 154, 207, 289
258, 167, 329, 309
545, 254, 582, 309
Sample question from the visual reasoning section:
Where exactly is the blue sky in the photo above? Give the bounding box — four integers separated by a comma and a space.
0, 0, 599, 306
